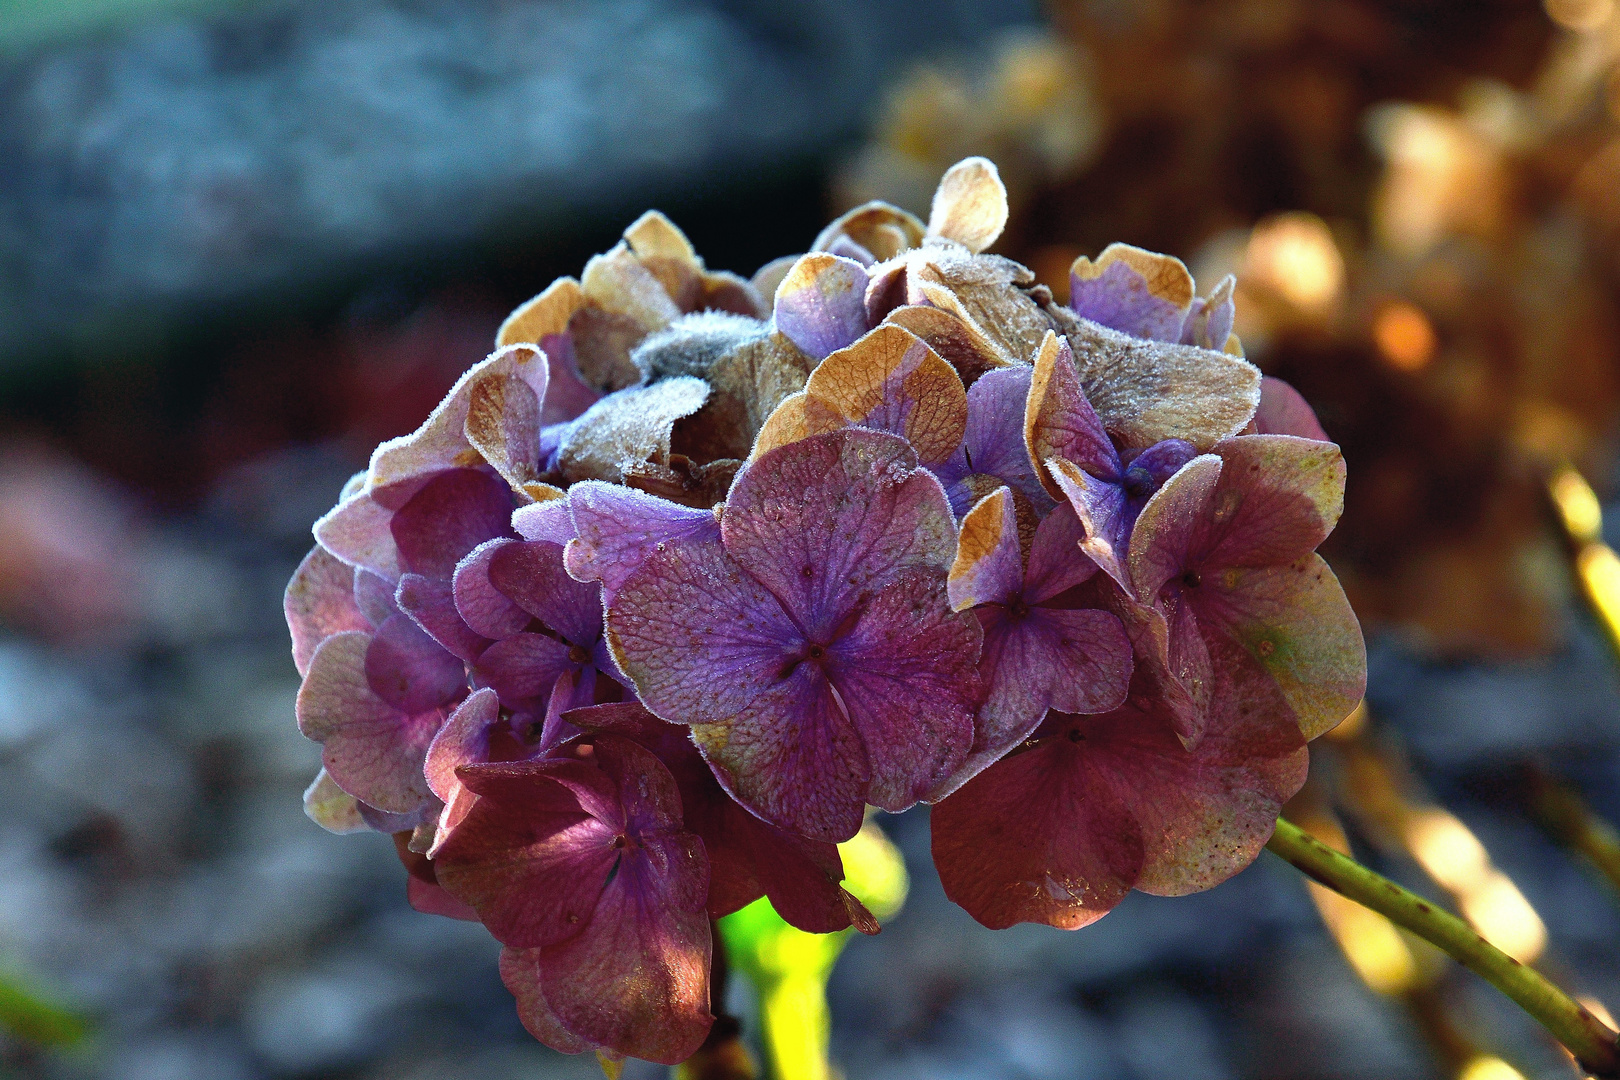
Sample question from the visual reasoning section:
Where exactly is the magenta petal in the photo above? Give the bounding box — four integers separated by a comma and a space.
563, 481, 720, 597
396, 573, 487, 663
932, 735, 1144, 930
296, 631, 444, 813
773, 253, 871, 361
538, 837, 713, 1064
827, 568, 980, 810
477, 633, 575, 706
314, 492, 402, 578
390, 468, 516, 579
722, 430, 956, 640
353, 568, 398, 627
286, 546, 369, 677
1253, 377, 1329, 441
1038, 608, 1133, 715
1127, 454, 1223, 603
1027, 333, 1119, 480
365, 613, 467, 714
425, 687, 501, 803
408, 876, 481, 922
499, 947, 595, 1055
1022, 502, 1099, 604
489, 540, 603, 647
453, 539, 531, 639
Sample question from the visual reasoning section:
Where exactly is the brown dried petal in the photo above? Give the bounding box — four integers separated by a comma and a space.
926, 157, 1008, 254
883, 304, 1011, 386
801, 324, 967, 465
555, 377, 711, 485
911, 249, 1051, 365
496, 277, 586, 349
566, 304, 648, 393
581, 243, 682, 333
812, 201, 926, 261
675, 330, 816, 462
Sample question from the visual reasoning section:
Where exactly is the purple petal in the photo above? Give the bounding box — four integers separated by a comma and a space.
1025, 331, 1119, 491
722, 429, 957, 642
364, 613, 468, 714
947, 487, 1024, 611
489, 540, 603, 647
296, 631, 444, 813
353, 568, 398, 627
1023, 502, 1099, 604
476, 632, 576, 706
425, 687, 501, 803
1180, 275, 1236, 351
1069, 245, 1195, 342
563, 481, 720, 597
453, 539, 531, 639
397, 573, 488, 663
826, 568, 981, 810
539, 333, 603, 425
391, 468, 516, 579
936, 364, 1054, 516
286, 546, 369, 677
773, 253, 871, 361
1048, 459, 1132, 594
511, 497, 577, 546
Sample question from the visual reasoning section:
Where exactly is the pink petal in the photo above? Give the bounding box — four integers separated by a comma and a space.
1196, 435, 1345, 571
314, 492, 401, 578
353, 567, 397, 627
452, 539, 530, 639
1127, 454, 1223, 603
489, 540, 603, 647
538, 334, 602, 426
390, 468, 516, 579
396, 573, 487, 663
364, 613, 467, 714
286, 546, 368, 677
1251, 376, 1328, 440
499, 947, 595, 1055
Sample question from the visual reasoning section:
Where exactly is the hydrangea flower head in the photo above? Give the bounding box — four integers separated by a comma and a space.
282, 157, 1366, 1069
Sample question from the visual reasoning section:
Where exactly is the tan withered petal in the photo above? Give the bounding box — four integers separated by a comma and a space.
926, 156, 1009, 254
622, 210, 704, 311
696, 270, 768, 319
750, 391, 810, 459
623, 457, 741, 510
555, 377, 711, 485
910, 249, 1053, 365
674, 330, 816, 462
566, 304, 650, 393
800, 324, 967, 465
496, 277, 586, 349
812, 200, 926, 261
1070, 244, 1195, 316
369, 344, 547, 497
883, 304, 1012, 385
582, 244, 683, 334
465, 371, 541, 497
750, 256, 799, 307
1050, 308, 1261, 450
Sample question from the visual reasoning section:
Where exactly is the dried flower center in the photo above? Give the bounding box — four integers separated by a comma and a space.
1182, 570, 1202, 588
1122, 464, 1158, 500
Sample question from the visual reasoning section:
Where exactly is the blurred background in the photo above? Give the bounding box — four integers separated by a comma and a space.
5, 0, 1620, 1077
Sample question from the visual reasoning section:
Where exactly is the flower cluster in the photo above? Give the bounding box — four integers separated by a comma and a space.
286, 158, 1365, 1066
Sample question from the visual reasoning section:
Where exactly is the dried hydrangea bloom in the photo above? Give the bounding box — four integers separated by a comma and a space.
434, 736, 713, 1065
1070, 242, 1236, 351
605, 428, 982, 842
932, 646, 1308, 930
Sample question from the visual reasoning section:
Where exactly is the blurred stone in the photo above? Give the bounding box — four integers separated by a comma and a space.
0, 0, 1039, 370
244, 954, 423, 1073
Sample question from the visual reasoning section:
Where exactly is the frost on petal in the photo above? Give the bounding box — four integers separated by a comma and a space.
1070, 244, 1195, 343
554, 377, 710, 485
722, 430, 958, 639
390, 468, 516, 579
511, 496, 576, 546
499, 947, 595, 1055
303, 768, 369, 834
498, 276, 587, 350
812, 201, 926, 262
368, 344, 551, 498
1252, 376, 1329, 441
1026, 330, 1119, 493
314, 492, 401, 578
453, 540, 530, 639
1198, 436, 1345, 571
910, 249, 1051, 366
828, 569, 980, 809
801, 324, 968, 465
296, 631, 444, 813
488, 540, 603, 647
1054, 310, 1261, 451
926, 157, 1009, 254
882, 304, 1011, 385
932, 732, 1144, 930
773, 254, 871, 361
1194, 554, 1366, 741
287, 546, 368, 676
396, 573, 486, 663
948, 488, 1024, 611
563, 481, 721, 597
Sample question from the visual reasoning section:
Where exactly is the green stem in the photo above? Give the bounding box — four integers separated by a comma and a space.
1525, 767, 1620, 898
1267, 817, 1620, 1077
